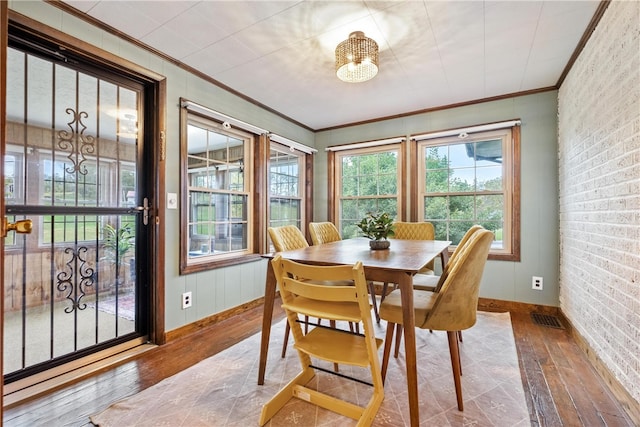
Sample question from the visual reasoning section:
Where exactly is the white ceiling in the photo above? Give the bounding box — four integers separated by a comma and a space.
61, 0, 601, 131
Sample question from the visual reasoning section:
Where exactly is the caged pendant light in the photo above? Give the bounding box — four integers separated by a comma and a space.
335, 31, 379, 83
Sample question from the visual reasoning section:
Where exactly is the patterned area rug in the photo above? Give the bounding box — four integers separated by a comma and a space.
90, 311, 529, 426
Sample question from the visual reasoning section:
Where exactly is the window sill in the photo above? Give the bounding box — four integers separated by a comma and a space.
180, 253, 263, 275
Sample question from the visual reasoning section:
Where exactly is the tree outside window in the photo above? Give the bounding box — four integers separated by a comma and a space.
335, 146, 401, 238
418, 127, 518, 258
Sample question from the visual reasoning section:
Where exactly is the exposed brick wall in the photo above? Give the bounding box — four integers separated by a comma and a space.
558, 0, 640, 407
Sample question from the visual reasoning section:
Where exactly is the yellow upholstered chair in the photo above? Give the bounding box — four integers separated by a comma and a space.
377, 221, 436, 320
309, 221, 381, 323
259, 255, 384, 427
378, 229, 494, 411
267, 225, 310, 358
268, 225, 309, 253
412, 224, 485, 292
308, 221, 341, 245
388, 225, 486, 357
391, 224, 485, 351
392, 221, 436, 274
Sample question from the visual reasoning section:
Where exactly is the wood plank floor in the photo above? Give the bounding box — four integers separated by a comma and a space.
3, 303, 634, 426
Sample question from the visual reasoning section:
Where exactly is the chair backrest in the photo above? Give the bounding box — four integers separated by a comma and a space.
393, 221, 436, 271
392, 221, 435, 240
308, 222, 341, 245
421, 229, 494, 332
449, 224, 484, 266
267, 225, 308, 252
433, 224, 485, 291
264, 255, 384, 424
272, 255, 373, 326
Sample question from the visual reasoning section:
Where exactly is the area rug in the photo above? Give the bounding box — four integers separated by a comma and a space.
90, 311, 529, 426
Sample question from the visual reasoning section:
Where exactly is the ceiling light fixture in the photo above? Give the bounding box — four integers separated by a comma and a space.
335, 31, 379, 83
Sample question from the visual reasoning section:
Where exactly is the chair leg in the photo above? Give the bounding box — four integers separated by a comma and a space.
283, 316, 323, 359
447, 330, 464, 411
368, 281, 380, 323
457, 331, 462, 376
381, 322, 396, 384
379, 282, 398, 304
281, 321, 290, 358
380, 282, 389, 303
393, 323, 403, 358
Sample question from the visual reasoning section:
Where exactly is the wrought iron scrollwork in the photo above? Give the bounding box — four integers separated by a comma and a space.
56, 246, 95, 314
57, 108, 96, 176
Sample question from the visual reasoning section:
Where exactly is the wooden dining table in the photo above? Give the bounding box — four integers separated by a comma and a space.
257, 237, 451, 427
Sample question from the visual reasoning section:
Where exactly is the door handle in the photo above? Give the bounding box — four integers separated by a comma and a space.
2, 218, 33, 238
132, 197, 150, 225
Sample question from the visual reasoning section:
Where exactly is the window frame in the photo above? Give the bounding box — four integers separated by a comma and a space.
327, 126, 520, 262
330, 143, 404, 238
179, 100, 315, 274
414, 125, 520, 261
267, 141, 307, 250
179, 107, 260, 274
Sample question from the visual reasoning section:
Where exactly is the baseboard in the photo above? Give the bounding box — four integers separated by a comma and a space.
164, 297, 265, 342
561, 312, 640, 426
478, 297, 560, 314
164, 296, 557, 343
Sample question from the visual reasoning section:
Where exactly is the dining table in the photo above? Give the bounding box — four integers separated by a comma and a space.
257, 237, 451, 427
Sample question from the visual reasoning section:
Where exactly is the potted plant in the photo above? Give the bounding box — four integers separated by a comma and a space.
356, 212, 395, 250
101, 224, 134, 286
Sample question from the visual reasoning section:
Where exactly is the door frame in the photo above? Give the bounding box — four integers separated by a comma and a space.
1, 9, 167, 402
2, 0, 9, 417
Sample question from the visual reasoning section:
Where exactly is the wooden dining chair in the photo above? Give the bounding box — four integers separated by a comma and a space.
268, 225, 354, 364
378, 229, 494, 411
309, 221, 381, 324
260, 255, 384, 427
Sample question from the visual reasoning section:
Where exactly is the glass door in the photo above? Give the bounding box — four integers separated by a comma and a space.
3, 38, 150, 383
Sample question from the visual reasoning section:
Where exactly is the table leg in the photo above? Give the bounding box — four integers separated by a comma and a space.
440, 247, 450, 269
258, 260, 277, 385
398, 272, 419, 427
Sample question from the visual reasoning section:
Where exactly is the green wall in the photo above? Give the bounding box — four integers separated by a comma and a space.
10, 2, 560, 336
314, 92, 560, 306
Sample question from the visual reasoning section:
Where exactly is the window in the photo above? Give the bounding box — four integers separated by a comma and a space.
333, 144, 402, 238
328, 125, 519, 261
182, 113, 253, 271
269, 142, 305, 230
179, 101, 315, 273
417, 126, 520, 259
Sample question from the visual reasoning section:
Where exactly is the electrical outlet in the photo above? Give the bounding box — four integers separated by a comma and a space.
182, 291, 193, 309
532, 276, 543, 291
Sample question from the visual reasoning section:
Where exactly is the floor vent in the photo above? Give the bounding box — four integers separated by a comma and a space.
531, 313, 564, 329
